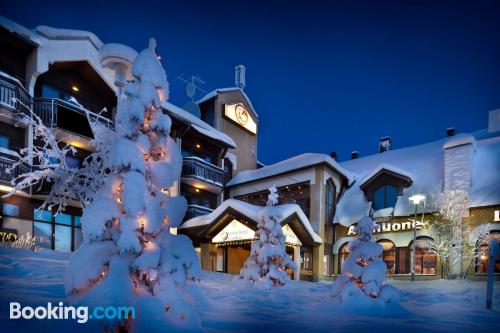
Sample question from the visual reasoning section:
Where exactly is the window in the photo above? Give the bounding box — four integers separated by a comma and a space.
373, 185, 398, 210
33, 209, 82, 252
323, 254, 334, 276
0, 135, 10, 149
301, 248, 313, 271
338, 243, 350, 273
378, 240, 396, 274
325, 179, 336, 224
476, 232, 500, 274
410, 236, 437, 274
2, 203, 19, 217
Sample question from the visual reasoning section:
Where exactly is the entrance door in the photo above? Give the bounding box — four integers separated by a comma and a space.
226, 245, 250, 274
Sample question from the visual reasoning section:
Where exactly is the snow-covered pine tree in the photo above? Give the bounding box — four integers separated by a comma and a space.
240, 186, 296, 288
332, 216, 398, 303
64, 39, 203, 332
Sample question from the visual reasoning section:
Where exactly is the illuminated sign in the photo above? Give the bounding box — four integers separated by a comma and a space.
495, 210, 500, 222
347, 220, 423, 236
224, 103, 257, 134
212, 220, 301, 245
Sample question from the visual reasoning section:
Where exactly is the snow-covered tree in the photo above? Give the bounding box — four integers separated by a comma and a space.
64, 39, 203, 332
240, 186, 296, 288
423, 189, 490, 279
332, 216, 398, 303
5, 98, 112, 214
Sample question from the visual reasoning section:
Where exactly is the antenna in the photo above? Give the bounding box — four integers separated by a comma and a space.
235, 65, 246, 90
176, 74, 207, 118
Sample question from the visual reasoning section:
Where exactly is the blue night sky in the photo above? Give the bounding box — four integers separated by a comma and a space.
3, 0, 500, 164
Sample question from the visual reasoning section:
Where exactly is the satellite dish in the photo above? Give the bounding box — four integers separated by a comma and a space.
183, 102, 201, 118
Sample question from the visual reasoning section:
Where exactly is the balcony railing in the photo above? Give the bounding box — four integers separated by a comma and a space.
182, 156, 227, 186
33, 97, 115, 132
0, 71, 31, 116
0, 149, 29, 186
184, 204, 214, 221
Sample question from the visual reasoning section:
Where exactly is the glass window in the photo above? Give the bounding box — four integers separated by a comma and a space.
397, 247, 409, 274
378, 240, 396, 274
74, 216, 81, 227
325, 179, 336, 224
34, 209, 52, 222
2, 203, 19, 217
373, 185, 398, 210
34, 222, 52, 249
301, 249, 313, 271
55, 225, 71, 252
476, 232, 500, 273
55, 213, 72, 226
411, 236, 437, 274
338, 243, 350, 273
41, 84, 60, 99
74, 228, 83, 250
0, 135, 10, 149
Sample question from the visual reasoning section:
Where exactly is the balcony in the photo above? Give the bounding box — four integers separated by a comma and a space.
33, 97, 114, 137
182, 156, 227, 188
0, 149, 29, 187
184, 204, 213, 221
0, 71, 31, 116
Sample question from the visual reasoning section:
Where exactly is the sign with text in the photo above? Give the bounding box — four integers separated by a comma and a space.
224, 103, 257, 134
494, 210, 500, 222
347, 220, 423, 236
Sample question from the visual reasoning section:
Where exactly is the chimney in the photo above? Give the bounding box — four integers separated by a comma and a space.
446, 127, 455, 137
330, 151, 337, 160
235, 65, 246, 90
489, 109, 500, 133
351, 151, 359, 160
379, 136, 392, 153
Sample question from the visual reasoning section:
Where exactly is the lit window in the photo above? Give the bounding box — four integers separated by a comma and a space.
378, 240, 396, 274
338, 243, 350, 273
476, 232, 500, 273
2, 203, 19, 217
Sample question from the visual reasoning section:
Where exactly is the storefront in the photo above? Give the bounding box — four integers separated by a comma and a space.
179, 199, 322, 281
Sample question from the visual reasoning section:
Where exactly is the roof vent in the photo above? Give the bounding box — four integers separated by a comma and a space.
330, 151, 337, 160
446, 127, 455, 137
379, 136, 392, 153
235, 65, 246, 90
351, 151, 359, 160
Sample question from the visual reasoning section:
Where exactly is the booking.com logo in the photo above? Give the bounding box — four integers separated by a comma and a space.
10, 302, 135, 324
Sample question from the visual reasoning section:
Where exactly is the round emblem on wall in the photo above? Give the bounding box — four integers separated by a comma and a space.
235, 104, 249, 125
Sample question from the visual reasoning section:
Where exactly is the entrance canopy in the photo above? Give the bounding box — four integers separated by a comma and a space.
179, 199, 322, 247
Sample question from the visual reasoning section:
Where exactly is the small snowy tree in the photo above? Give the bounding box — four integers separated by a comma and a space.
240, 186, 296, 288
64, 39, 203, 332
332, 216, 398, 303
423, 189, 490, 279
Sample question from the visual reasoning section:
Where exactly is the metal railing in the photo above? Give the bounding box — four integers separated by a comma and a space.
0, 71, 31, 116
184, 204, 214, 221
182, 156, 226, 186
0, 150, 28, 186
33, 97, 114, 131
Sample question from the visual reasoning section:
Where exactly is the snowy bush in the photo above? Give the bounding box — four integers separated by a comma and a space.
332, 216, 399, 303
240, 186, 296, 288
64, 39, 203, 332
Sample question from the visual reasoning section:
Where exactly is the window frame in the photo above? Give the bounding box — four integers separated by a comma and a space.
32, 209, 82, 252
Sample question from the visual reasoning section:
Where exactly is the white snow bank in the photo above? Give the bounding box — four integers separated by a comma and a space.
161, 101, 236, 148
228, 153, 355, 187
35, 25, 103, 49
180, 198, 322, 244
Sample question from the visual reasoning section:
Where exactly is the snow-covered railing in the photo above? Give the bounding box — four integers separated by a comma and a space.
0, 71, 31, 115
33, 97, 114, 131
0, 150, 29, 185
184, 204, 214, 221
182, 156, 226, 186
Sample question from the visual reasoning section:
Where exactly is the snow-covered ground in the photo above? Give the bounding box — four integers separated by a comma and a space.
0, 247, 499, 332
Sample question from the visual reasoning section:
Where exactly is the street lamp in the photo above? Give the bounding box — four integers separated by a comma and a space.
409, 194, 426, 282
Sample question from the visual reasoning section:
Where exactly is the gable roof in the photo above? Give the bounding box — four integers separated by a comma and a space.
197, 87, 258, 120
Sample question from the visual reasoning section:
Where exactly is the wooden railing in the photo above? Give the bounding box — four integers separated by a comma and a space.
182, 156, 226, 186
0, 71, 31, 116
33, 97, 114, 131
184, 204, 213, 221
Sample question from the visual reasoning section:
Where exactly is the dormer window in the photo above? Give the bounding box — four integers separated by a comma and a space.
373, 184, 398, 210
359, 165, 413, 211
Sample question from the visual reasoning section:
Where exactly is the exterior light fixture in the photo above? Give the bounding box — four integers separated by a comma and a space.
195, 144, 201, 149
195, 188, 200, 193
72, 86, 79, 92
408, 193, 426, 281
161, 188, 170, 196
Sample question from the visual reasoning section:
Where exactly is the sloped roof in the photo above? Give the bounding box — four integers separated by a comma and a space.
197, 87, 258, 119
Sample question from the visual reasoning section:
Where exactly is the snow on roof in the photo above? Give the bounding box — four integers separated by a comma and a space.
335, 131, 500, 226
196, 87, 259, 119
35, 25, 103, 49
179, 199, 322, 243
470, 135, 500, 207
99, 43, 138, 65
161, 101, 236, 148
227, 153, 355, 187
0, 15, 41, 45
359, 164, 412, 187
